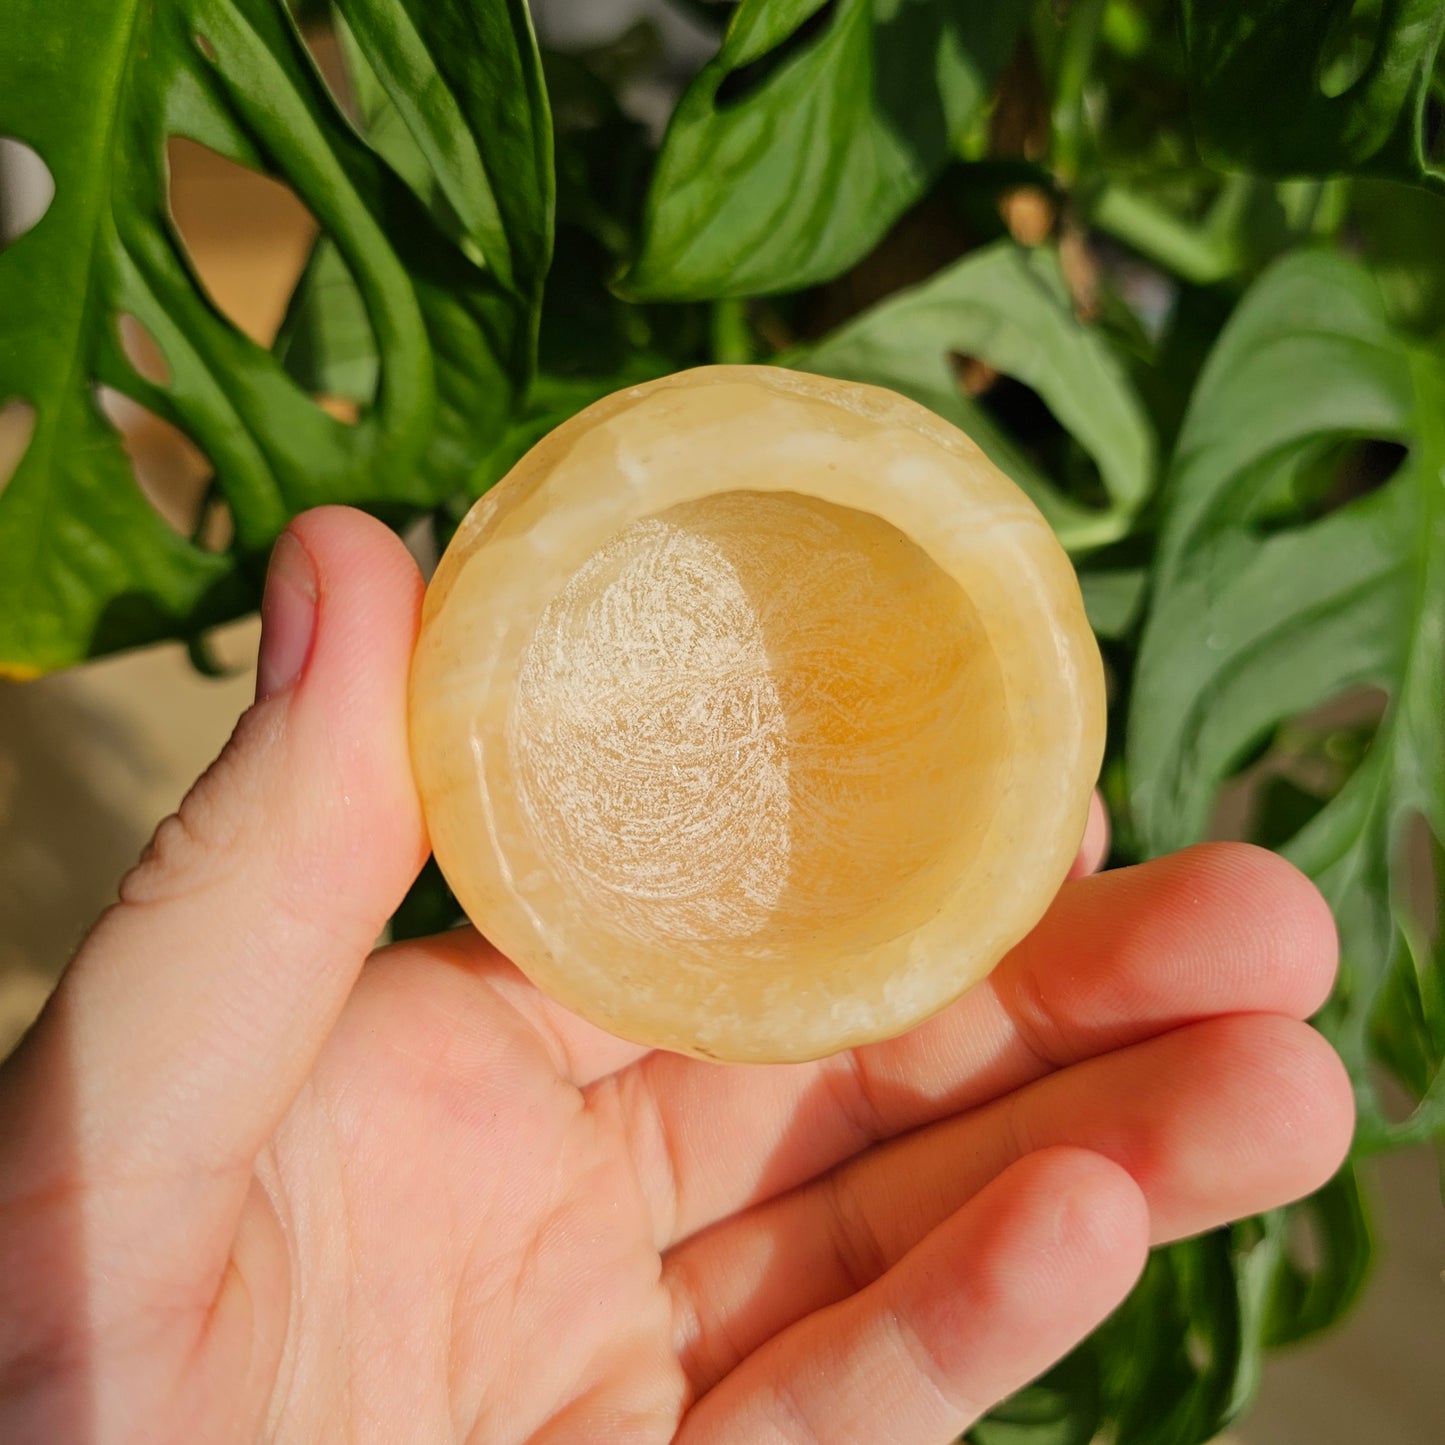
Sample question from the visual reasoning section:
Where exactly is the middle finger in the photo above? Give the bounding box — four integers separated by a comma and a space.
585, 843, 1336, 1248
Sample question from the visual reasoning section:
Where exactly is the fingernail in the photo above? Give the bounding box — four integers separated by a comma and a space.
256, 530, 318, 701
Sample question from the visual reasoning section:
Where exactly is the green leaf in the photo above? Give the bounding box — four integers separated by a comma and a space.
968, 1347, 1100, 1445
1085, 1207, 1356, 1443
0, 0, 551, 675
281, 29, 716, 505
1182, 0, 1445, 192
977, 1165, 1374, 1445
1093, 1230, 1265, 1444
619, 0, 1031, 301
787, 242, 1156, 551
328, 0, 550, 295
1350, 177, 1445, 338
1081, 566, 1148, 638
389, 856, 464, 942
1261, 1163, 1375, 1346
1129, 249, 1445, 1150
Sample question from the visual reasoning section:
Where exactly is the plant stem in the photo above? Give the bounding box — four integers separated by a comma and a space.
710, 297, 753, 363
1053, 0, 1107, 184
1090, 177, 1250, 284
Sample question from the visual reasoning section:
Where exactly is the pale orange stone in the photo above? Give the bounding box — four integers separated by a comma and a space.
409, 366, 1104, 1062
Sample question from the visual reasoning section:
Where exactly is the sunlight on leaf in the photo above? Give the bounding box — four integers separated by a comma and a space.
1130, 251, 1445, 1155
789, 242, 1155, 551
0, 0, 551, 674
621, 0, 1031, 299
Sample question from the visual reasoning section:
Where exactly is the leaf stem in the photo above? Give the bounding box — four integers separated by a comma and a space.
1052, 0, 1107, 184
1089, 178, 1250, 284
710, 297, 754, 363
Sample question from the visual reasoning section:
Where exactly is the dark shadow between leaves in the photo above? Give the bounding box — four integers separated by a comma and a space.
713, 2, 841, 109
791, 191, 974, 338
1248, 437, 1407, 537
1317, 0, 1386, 99
955, 362, 1112, 512
87, 569, 255, 661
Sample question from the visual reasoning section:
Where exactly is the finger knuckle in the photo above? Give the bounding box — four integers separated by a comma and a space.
118, 717, 269, 907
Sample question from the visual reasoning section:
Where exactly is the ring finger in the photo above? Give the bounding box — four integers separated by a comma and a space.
667, 1012, 1353, 1398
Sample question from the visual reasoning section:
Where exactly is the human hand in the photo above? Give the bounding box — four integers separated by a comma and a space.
0, 506, 1353, 1444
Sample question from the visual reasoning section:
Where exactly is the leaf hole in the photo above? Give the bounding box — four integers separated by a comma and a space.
297, 16, 361, 127
1318, 0, 1386, 99
1283, 1202, 1325, 1275
714, 1, 841, 109
94, 387, 227, 551
166, 137, 320, 348
196, 488, 235, 553
1395, 809, 1440, 950
793, 195, 972, 339
998, 185, 1056, 247
1248, 437, 1408, 535
312, 393, 360, 425
1184, 1328, 1213, 1373
117, 314, 172, 387
1209, 687, 1388, 846
0, 138, 56, 251
0, 397, 37, 500
1367, 1060, 1421, 1127
949, 358, 1110, 511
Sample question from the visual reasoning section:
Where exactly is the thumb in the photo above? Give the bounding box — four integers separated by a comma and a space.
19, 505, 428, 1187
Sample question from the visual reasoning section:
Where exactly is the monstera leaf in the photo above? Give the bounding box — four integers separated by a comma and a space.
1130, 250, 1445, 1152
0, 0, 550, 675
1182, 0, 1445, 192
619, 0, 1030, 300
791, 242, 1156, 551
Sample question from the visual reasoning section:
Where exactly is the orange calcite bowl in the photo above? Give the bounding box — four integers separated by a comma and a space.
409, 366, 1103, 1062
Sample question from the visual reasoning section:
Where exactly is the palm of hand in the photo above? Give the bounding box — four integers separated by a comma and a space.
253, 936, 680, 1443
240, 849, 1347, 1445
